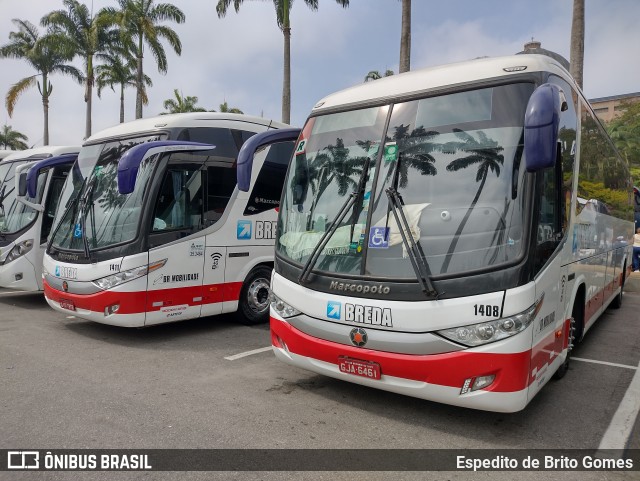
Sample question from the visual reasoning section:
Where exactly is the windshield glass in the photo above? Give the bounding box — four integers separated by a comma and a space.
0, 160, 43, 235
51, 134, 164, 251
277, 83, 534, 278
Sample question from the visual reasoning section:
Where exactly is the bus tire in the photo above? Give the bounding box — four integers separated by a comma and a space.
553, 299, 581, 380
238, 266, 272, 325
609, 264, 626, 309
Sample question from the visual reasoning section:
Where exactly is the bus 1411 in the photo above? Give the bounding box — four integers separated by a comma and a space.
42, 113, 299, 327
241, 54, 634, 412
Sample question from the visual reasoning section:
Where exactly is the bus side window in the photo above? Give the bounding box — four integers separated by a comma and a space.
152, 164, 203, 233
205, 163, 236, 225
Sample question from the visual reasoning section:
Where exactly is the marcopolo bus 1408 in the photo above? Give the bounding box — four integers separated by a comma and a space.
239, 55, 634, 412
42, 113, 299, 327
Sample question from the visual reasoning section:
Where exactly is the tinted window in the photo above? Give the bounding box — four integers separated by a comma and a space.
176, 128, 238, 159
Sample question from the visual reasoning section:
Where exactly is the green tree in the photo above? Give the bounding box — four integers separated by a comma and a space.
108, 0, 185, 119
607, 101, 640, 171
217, 101, 243, 114
0, 19, 82, 145
398, 0, 411, 73
364, 69, 394, 82
0, 124, 29, 150
161, 89, 206, 114
96, 47, 152, 123
42, 0, 117, 138
216, 0, 350, 125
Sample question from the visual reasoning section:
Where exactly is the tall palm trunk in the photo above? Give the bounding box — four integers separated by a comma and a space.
42, 72, 50, 146
119, 84, 125, 123
440, 172, 487, 273
281, 1, 291, 125
569, 0, 584, 90
399, 0, 411, 73
136, 34, 144, 119
85, 54, 94, 139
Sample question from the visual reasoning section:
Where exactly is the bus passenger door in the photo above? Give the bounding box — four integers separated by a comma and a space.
200, 161, 238, 316
529, 160, 568, 398
146, 162, 206, 325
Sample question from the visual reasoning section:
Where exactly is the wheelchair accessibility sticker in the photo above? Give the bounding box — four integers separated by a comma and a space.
368, 226, 389, 248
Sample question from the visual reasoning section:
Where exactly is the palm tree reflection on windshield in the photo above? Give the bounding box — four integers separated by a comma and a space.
307, 137, 368, 230
441, 129, 504, 274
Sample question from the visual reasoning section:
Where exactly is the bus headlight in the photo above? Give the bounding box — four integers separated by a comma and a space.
436, 297, 543, 347
1, 239, 34, 265
270, 293, 301, 318
92, 259, 167, 290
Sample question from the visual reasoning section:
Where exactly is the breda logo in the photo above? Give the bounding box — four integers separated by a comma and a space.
345, 303, 393, 327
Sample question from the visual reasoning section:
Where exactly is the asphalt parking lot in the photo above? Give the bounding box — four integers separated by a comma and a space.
1, 288, 639, 481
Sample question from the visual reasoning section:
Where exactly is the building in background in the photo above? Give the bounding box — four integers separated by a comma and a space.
588, 93, 640, 123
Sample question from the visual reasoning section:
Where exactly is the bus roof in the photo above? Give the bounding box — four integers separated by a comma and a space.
1, 145, 80, 164
311, 54, 575, 114
84, 112, 290, 144
0, 150, 15, 161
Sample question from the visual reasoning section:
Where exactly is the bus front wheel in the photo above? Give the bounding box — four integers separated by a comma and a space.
238, 266, 272, 325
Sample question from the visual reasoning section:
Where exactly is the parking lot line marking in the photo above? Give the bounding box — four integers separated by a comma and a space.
597, 359, 640, 452
0, 291, 28, 296
572, 357, 638, 371
224, 346, 272, 361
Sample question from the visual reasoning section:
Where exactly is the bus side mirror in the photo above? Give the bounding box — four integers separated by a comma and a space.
18, 172, 28, 197
236, 128, 301, 192
524, 83, 567, 172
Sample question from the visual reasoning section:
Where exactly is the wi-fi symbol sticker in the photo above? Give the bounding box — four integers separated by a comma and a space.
210, 252, 222, 269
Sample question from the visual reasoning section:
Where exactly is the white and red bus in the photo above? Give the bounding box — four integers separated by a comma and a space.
0, 146, 79, 291
243, 55, 634, 412
42, 113, 299, 327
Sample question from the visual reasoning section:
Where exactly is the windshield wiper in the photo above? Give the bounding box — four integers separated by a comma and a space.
298, 157, 371, 284
298, 191, 357, 284
384, 153, 439, 298
79, 176, 98, 261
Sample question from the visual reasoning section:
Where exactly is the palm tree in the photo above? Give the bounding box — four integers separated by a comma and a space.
216, 0, 350, 125
440, 129, 504, 273
0, 125, 29, 150
108, 0, 185, 119
161, 89, 206, 114
42, 0, 117, 139
569, 0, 584, 89
364, 69, 394, 82
399, 0, 411, 73
218, 101, 243, 114
0, 19, 83, 145
96, 48, 152, 123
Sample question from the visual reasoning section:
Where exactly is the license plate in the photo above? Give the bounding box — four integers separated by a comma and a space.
59, 299, 76, 311
338, 356, 381, 380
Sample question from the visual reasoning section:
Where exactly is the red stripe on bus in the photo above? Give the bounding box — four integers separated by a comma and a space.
270, 317, 532, 393
44, 279, 243, 315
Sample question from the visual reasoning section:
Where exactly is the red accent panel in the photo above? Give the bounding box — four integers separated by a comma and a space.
270, 317, 531, 393
44, 279, 241, 315
223, 282, 243, 302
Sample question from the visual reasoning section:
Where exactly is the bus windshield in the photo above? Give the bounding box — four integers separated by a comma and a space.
50, 134, 163, 252
277, 83, 534, 278
0, 160, 43, 235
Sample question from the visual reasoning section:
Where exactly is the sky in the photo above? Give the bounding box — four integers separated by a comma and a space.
0, 0, 638, 148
